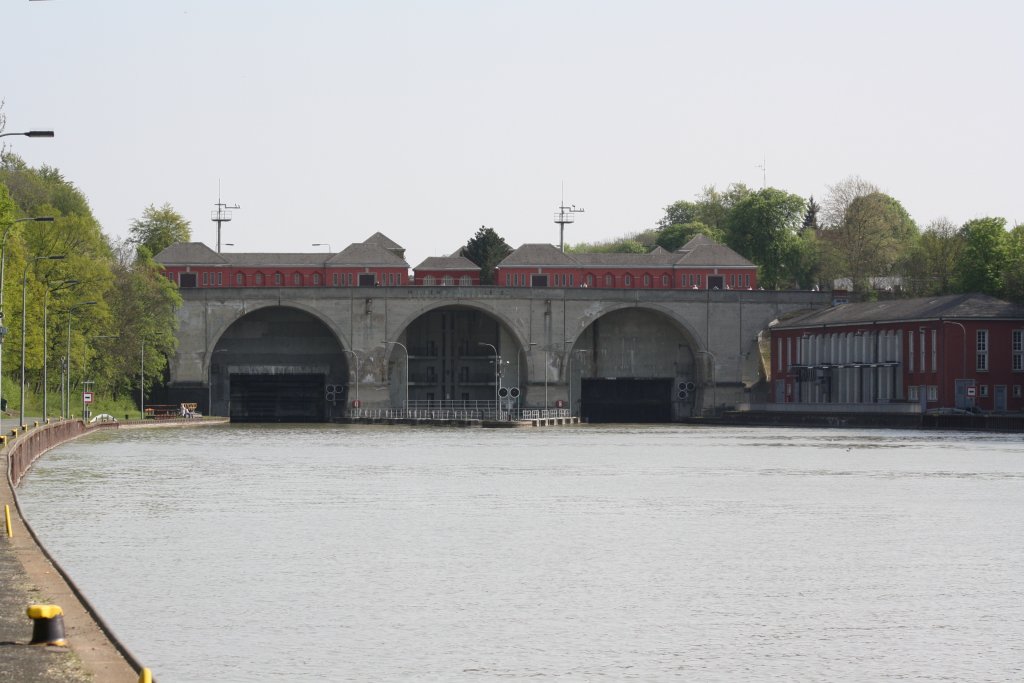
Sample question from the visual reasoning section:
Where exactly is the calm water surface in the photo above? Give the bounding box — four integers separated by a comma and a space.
18, 424, 1024, 682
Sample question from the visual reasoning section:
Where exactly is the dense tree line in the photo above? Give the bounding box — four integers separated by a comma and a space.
568, 178, 1024, 302
0, 149, 181, 412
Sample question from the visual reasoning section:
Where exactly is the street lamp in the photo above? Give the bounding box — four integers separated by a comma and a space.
0, 216, 54, 418
43, 279, 80, 421
942, 319, 968, 407
478, 342, 499, 417
340, 349, 361, 406
65, 301, 97, 419
312, 243, 332, 252
381, 340, 409, 410
21, 255, 66, 427
0, 130, 55, 139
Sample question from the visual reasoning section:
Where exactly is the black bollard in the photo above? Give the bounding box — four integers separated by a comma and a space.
26, 604, 66, 646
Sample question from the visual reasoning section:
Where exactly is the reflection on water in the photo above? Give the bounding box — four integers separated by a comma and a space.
18, 424, 1024, 682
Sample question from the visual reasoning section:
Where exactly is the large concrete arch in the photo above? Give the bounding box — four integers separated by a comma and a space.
206, 305, 349, 421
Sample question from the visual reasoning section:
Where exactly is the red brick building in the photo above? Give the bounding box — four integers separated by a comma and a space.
770, 294, 1024, 413
157, 233, 758, 291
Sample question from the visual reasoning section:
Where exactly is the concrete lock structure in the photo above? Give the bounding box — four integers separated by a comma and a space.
162, 284, 828, 422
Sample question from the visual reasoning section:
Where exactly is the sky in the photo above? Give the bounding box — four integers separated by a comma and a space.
4, 1, 1023, 267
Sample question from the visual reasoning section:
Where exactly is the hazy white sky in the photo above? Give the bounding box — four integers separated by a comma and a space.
5, 1, 1022, 266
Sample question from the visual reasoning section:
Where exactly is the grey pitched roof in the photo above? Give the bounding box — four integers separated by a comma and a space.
674, 234, 755, 267
221, 253, 330, 268
571, 250, 679, 267
328, 242, 410, 267
774, 293, 1024, 330
154, 242, 228, 265
497, 244, 578, 267
414, 256, 481, 271
363, 232, 404, 251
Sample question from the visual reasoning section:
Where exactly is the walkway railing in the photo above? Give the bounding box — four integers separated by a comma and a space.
343, 404, 573, 422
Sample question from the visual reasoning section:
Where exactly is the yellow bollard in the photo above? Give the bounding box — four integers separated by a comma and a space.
26, 604, 66, 646
4, 504, 12, 538
139, 667, 153, 683
0, 434, 6, 446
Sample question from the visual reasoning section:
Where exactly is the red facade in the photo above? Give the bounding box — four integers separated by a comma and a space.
770, 295, 1024, 413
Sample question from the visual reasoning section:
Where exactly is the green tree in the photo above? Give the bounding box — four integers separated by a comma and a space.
903, 218, 963, 295
802, 195, 820, 232
725, 188, 806, 289
1003, 223, 1024, 303
128, 203, 191, 256
820, 191, 918, 293
463, 226, 512, 285
955, 217, 1008, 296
655, 221, 720, 252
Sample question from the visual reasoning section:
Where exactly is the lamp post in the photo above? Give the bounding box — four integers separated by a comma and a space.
478, 342, 499, 417
381, 341, 409, 410
42, 279, 80, 421
0, 131, 55, 139
0, 216, 54, 420
21, 255, 66, 427
312, 243, 332, 252
942, 319, 967, 408
341, 349, 361, 407
696, 349, 718, 416
65, 301, 97, 419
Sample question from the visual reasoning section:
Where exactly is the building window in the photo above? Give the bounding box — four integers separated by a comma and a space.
569, 274, 575, 287
1013, 385, 1022, 398
292, 273, 301, 286
217, 272, 223, 286
909, 333, 914, 372
255, 273, 264, 286
643, 274, 651, 288
586, 274, 594, 287
624, 274, 632, 287
312, 273, 321, 286
274, 272, 283, 285
605, 274, 613, 287
236, 272, 244, 286
976, 329, 989, 371
908, 385, 919, 401
980, 384, 989, 397
396, 274, 402, 285
919, 329, 926, 372
745, 274, 750, 288
1013, 330, 1023, 371
202, 272, 209, 286
927, 385, 938, 401
931, 330, 938, 372
662, 274, 669, 287
460, 275, 471, 286
505, 273, 510, 286
443, 275, 453, 286
347, 273, 353, 286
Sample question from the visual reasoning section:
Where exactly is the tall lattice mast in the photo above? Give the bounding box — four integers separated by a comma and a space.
554, 188, 584, 253
211, 183, 240, 253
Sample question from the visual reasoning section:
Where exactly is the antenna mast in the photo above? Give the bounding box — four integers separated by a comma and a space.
211, 183, 240, 253
554, 187, 584, 253
756, 155, 766, 189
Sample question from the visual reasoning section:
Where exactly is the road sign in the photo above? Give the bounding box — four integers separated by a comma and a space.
83, 391, 94, 404
966, 386, 976, 397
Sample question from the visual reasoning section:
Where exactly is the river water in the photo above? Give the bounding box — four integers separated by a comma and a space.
17, 424, 1024, 682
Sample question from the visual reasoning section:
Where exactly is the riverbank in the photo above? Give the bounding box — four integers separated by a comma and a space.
1, 417, 228, 682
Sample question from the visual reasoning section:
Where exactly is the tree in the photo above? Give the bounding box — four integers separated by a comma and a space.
128, 203, 191, 256
1003, 223, 1024, 303
725, 188, 806, 289
820, 191, 918, 293
820, 175, 879, 230
462, 226, 512, 285
655, 221, 719, 252
802, 195, 820, 232
903, 218, 963, 295
955, 217, 1008, 296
